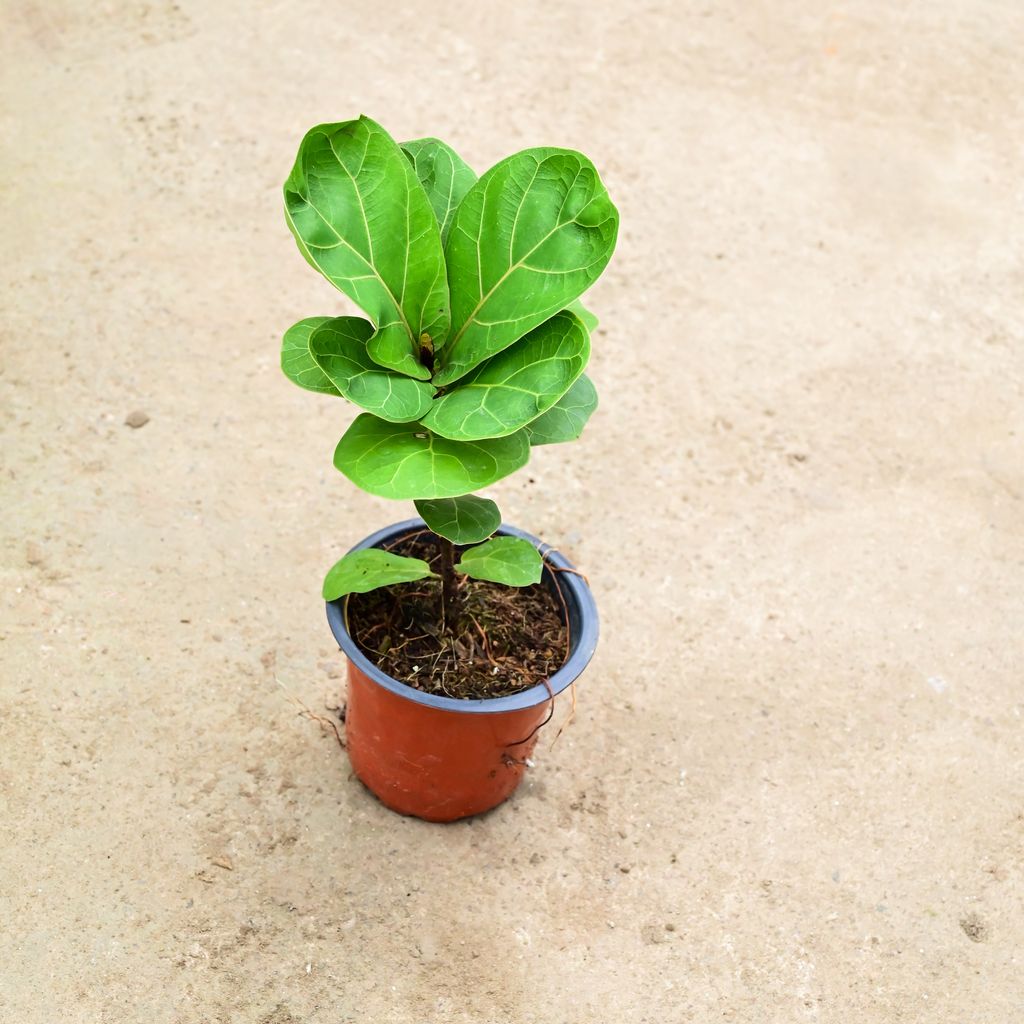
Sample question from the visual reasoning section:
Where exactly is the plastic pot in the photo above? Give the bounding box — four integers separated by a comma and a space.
325, 518, 598, 822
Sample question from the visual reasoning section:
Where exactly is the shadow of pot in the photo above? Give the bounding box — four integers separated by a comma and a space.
326, 518, 599, 822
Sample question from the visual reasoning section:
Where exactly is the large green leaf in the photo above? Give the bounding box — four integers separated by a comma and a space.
401, 138, 477, 244
322, 548, 435, 600
309, 317, 435, 423
456, 537, 543, 587
423, 311, 589, 440
283, 116, 448, 380
524, 374, 599, 446
434, 147, 618, 386
414, 495, 500, 545
334, 414, 530, 499
281, 316, 338, 395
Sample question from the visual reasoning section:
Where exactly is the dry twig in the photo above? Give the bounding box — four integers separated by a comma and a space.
276, 675, 346, 751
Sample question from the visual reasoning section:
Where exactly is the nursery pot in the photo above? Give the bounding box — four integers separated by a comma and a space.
326, 518, 598, 822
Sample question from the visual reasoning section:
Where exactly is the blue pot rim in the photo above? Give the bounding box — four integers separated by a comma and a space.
325, 518, 599, 714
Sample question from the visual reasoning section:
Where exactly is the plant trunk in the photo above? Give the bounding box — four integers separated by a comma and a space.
439, 539, 461, 629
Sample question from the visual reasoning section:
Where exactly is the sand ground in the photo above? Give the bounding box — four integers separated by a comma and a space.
2, 1, 1023, 1021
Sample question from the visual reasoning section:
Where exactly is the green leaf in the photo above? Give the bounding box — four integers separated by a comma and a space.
414, 494, 500, 545
524, 374, 599, 446
401, 138, 477, 244
565, 298, 599, 332
334, 414, 530, 500
322, 548, 435, 600
309, 317, 435, 422
283, 116, 449, 380
281, 316, 338, 395
434, 147, 618, 386
455, 536, 543, 587
423, 311, 589, 440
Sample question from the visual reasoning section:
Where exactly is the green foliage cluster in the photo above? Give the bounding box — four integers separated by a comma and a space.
281, 116, 618, 600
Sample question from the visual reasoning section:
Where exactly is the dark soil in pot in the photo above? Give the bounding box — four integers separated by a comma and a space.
346, 532, 568, 700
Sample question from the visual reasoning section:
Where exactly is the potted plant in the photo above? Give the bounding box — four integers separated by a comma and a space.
281, 116, 618, 821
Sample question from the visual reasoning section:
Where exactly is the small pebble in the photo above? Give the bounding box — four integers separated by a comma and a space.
125, 410, 150, 429
960, 912, 990, 943
641, 924, 667, 945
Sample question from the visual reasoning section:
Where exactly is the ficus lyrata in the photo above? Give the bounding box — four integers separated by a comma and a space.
281, 116, 618, 622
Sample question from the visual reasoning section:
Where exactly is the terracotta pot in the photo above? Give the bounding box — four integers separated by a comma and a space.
325, 519, 598, 822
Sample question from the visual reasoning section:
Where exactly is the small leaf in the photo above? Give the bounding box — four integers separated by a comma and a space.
565, 298, 599, 332
414, 494, 501, 545
525, 374, 598, 446
309, 317, 435, 422
322, 549, 435, 601
334, 414, 530, 500
283, 116, 449, 380
281, 317, 338, 395
435, 147, 618, 386
456, 537, 543, 587
401, 137, 478, 244
423, 311, 589, 441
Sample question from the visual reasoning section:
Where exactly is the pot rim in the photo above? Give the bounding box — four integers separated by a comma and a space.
325, 518, 599, 714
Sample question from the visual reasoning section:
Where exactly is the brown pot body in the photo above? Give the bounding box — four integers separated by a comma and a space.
344, 658, 546, 822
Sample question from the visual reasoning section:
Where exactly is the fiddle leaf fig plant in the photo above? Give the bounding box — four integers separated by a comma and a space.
282, 116, 618, 623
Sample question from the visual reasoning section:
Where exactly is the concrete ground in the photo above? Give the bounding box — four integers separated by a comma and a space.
2, 1, 1022, 1021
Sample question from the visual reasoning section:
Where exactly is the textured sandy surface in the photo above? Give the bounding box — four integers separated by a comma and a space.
2, 2, 1023, 1022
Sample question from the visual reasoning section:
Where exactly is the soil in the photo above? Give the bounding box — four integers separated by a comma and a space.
346, 534, 568, 700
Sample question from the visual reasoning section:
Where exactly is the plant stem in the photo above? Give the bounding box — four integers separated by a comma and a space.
439, 538, 461, 630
